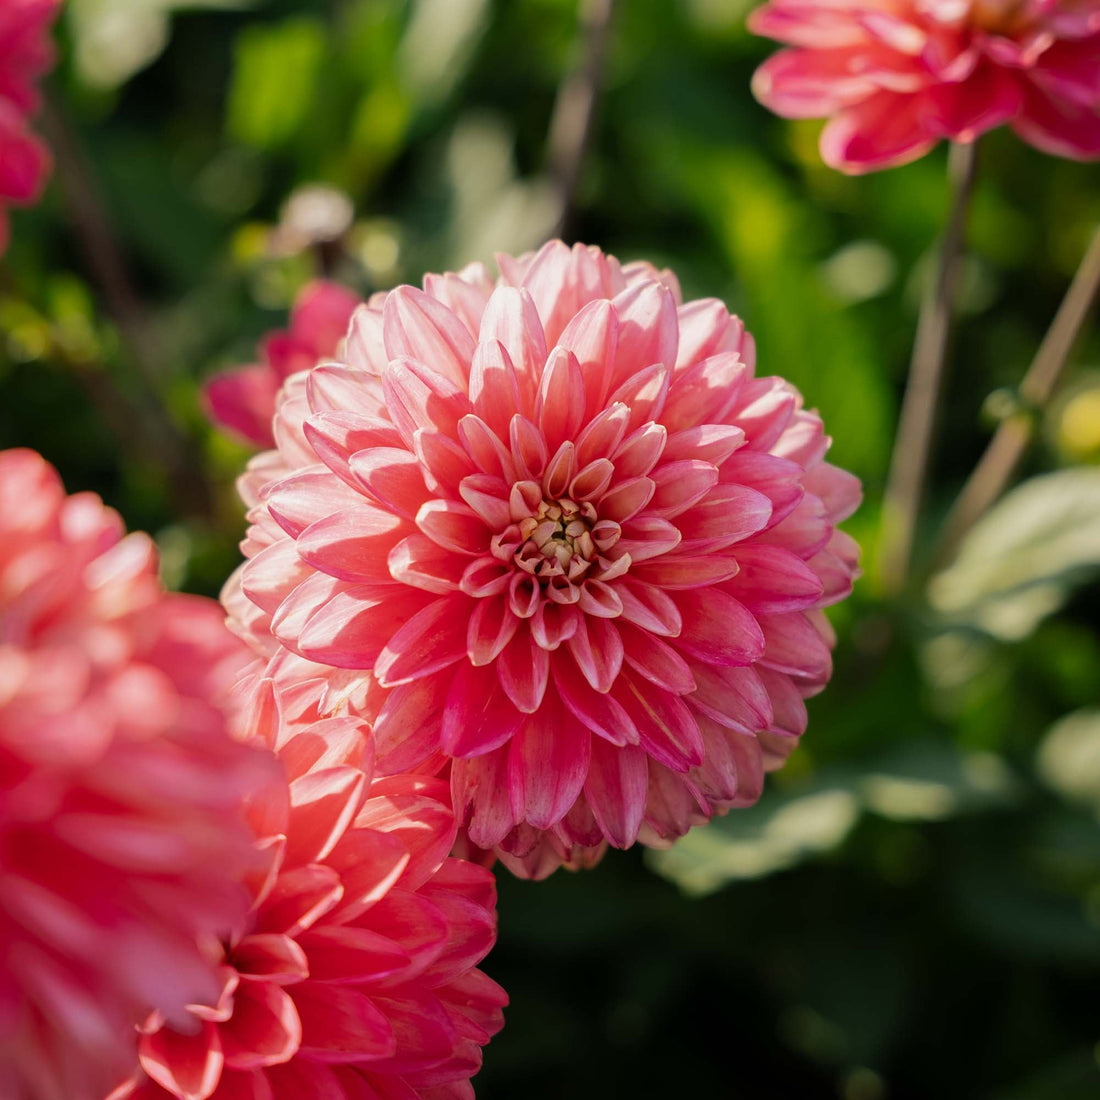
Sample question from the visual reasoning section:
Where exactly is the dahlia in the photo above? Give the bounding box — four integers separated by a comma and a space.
110, 677, 506, 1100
0, 0, 59, 253
0, 449, 270, 1100
203, 281, 361, 448
749, 0, 1100, 172
225, 241, 861, 877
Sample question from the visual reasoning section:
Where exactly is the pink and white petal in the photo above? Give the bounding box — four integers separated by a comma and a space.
452, 746, 518, 849
555, 297, 619, 411
619, 623, 696, 694
292, 985, 397, 1063
757, 611, 833, 681
583, 739, 648, 849
496, 625, 550, 714
441, 660, 526, 756
349, 448, 429, 519
382, 285, 475, 388
552, 650, 637, 746
219, 981, 302, 1070
1013, 80, 1100, 160
296, 507, 410, 584
387, 533, 467, 593
820, 90, 939, 174
469, 339, 523, 438
382, 358, 471, 449
673, 588, 765, 666
374, 594, 475, 686
723, 545, 824, 613
477, 285, 546, 413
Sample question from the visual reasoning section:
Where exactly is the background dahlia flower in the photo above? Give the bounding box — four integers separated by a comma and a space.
0, 449, 271, 1100
112, 677, 506, 1100
749, 0, 1100, 172
0, 0, 59, 254
225, 241, 861, 879
203, 281, 361, 448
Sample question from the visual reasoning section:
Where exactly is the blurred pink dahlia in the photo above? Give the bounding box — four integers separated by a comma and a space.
0, 0, 60, 254
204, 281, 361, 448
0, 449, 270, 1100
225, 241, 861, 878
749, 0, 1100, 172
111, 678, 506, 1100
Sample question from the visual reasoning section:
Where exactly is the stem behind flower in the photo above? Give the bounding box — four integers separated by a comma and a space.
878, 140, 978, 598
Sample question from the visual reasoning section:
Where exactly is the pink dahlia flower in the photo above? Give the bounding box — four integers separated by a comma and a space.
749, 0, 1100, 172
225, 241, 861, 878
111, 677, 506, 1100
0, 0, 60, 254
0, 449, 271, 1100
203, 281, 361, 448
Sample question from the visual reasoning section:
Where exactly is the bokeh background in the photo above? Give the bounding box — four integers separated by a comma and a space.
3, 1, 1100, 1097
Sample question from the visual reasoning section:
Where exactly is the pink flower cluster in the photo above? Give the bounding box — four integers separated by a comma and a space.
0, 450, 505, 1100
749, 0, 1100, 172
222, 241, 861, 880
0, 0, 60, 254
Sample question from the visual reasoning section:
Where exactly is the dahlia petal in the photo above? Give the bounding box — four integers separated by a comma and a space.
507, 572, 541, 618
537, 347, 586, 451
648, 459, 719, 517
570, 457, 615, 502
611, 421, 667, 479
382, 358, 470, 448
387, 533, 467, 593
230, 934, 310, 985
507, 696, 591, 829
530, 600, 580, 650
203, 366, 280, 447
661, 352, 748, 433
293, 985, 397, 1063
296, 925, 411, 984
662, 423, 746, 467
373, 678, 448, 774
674, 588, 765, 666
609, 280, 679, 392
139, 1021, 224, 1100
584, 740, 648, 848
613, 673, 704, 771
348, 448, 428, 519
615, 515, 682, 561
303, 412, 404, 490
772, 410, 828, 468
457, 414, 516, 481
344, 303, 387, 374
924, 62, 1022, 140
619, 624, 696, 693
820, 90, 938, 173
382, 285, 475, 389
599, 476, 656, 522
675, 483, 774, 552
359, 992, 459, 1075
270, 573, 345, 650
496, 626, 550, 713
616, 578, 682, 637
1031, 38, 1100, 109
307, 363, 387, 418
643, 763, 704, 840
724, 545, 825, 613
754, 493, 831, 557
441, 661, 526, 756
469, 339, 522, 438
241, 539, 314, 613
374, 595, 474, 686
459, 556, 512, 598
720, 452, 804, 527
456, 473, 512, 530
575, 402, 631, 468
297, 587, 432, 670
757, 666, 809, 739
220, 982, 301, 1070
564, 614, 625, 693
477, 285, 546, 414
296, 507, 410, 584
757, 611, 833, 681
1014, 78, 1100, 159
543, 440, 577, 499
415, 499, 491, 555
607, 362, 671, 433
413, 430, 476, 496
552, 650, 636, 745
733, 377, 798, 451
674, 299, 743, 373
556, 297, 619, 410
509, 414, 549, 480
631, 555, 739, 589
803, 462, 862, 522
452, 748, 516, 849
265, 469, 364, 538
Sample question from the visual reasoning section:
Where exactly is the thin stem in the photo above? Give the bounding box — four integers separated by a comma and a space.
878, 140, 978, 597
547, 0, 617, 241
936, 223, 1100, 564
39, 96, 213, 518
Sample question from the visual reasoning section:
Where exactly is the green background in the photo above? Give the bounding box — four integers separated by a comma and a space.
3, 1, 1100, 1097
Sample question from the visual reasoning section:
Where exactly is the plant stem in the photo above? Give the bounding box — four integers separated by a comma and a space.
547, 0, 617, 241
878, 140, 978, 597
936, 223, 1100, 564
39, 96, 213, 519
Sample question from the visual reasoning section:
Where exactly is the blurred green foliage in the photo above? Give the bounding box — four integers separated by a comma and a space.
2, 1, 1099, 1097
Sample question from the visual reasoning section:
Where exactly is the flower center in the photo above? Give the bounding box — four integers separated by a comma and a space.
516, 498, 598, 577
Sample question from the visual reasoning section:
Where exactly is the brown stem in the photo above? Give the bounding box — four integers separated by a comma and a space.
547, 0, 617, 241
936, 223, 1100, 564
38, 96, 213, 519
878, 140, 978, 597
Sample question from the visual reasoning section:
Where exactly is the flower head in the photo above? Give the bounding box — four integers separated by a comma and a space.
0, 0, 60, 253
226, 242, 861, 878
204, 281, 362, 448
0, 449, 269, 1100
749, 0, 1100, 172
111, 677, 506, 1100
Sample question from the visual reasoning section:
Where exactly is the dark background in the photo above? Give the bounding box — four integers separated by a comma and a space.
3, 2, 1099, 1096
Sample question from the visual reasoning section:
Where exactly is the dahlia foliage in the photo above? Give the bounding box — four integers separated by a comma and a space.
0, 450, 269, 1100
111, 678, 506, 1100
204, 281, 361, 448
0, 0, 59, 254
749, 0, 1100, 172
224, 241, 861, 880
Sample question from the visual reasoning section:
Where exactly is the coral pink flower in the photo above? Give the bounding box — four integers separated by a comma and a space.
225, 241, 861, 878
204, 281, 362, 448
749, 0, 1100, 172
0, 0, 60, 254
0, 449, 271, 1100
110, 678, 506, 1100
